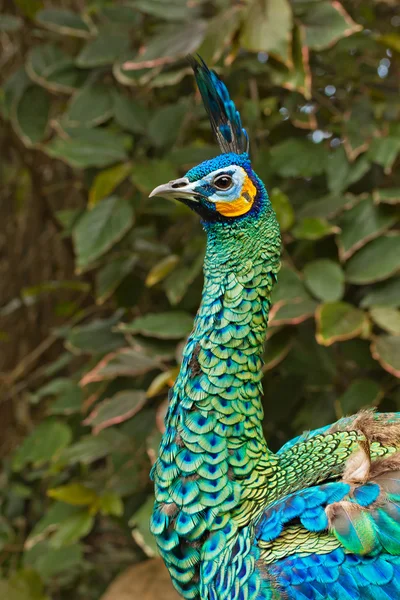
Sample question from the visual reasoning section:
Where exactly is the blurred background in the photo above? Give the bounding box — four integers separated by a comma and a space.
0, 0, 399, 598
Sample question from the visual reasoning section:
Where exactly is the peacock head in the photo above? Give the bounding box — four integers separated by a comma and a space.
149, 56, 270, 224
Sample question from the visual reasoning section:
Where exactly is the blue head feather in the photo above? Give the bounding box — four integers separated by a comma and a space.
149, 57, 273, 225
188, 55, 249, 155
184, 153, 270, 224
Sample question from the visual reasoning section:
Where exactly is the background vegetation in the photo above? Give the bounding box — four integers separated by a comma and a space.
0, 0, 399, 598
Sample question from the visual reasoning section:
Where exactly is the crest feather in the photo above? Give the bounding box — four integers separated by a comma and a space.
188, 55, 249, 155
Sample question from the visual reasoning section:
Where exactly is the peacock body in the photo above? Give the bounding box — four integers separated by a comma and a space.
149, 57, 400, 600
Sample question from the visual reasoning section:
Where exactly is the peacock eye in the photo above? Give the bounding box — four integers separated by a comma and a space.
213, 174, 233, 191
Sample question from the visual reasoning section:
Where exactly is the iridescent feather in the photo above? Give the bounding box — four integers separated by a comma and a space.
149, 56, 400, 600
188, 55, 249, 155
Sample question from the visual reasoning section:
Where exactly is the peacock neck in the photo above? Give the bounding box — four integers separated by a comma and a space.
159, 196, 281, 505
151, 195, 281, 599
186, 206, 282, 512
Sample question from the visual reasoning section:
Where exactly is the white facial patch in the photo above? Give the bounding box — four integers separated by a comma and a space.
200, 165, 247, 204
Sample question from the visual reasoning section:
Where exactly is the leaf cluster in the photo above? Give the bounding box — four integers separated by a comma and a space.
0, 0, 399, 598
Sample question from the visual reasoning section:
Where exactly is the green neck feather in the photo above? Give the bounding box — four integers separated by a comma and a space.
193, 207, 281, 517
151, 198, 281, 598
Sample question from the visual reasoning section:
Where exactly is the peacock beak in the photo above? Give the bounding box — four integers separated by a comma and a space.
149, 177, 199, 202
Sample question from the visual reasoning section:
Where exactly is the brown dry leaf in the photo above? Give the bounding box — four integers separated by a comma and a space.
100, 559, 181, 600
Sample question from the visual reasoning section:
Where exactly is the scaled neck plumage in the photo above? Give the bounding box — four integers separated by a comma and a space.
151, 187, 281, 598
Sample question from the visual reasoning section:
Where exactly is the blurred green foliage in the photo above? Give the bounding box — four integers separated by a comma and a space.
0, 0, 399, 598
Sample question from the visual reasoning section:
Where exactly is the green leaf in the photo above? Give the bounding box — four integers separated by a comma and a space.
0, 569, 48, 600
295, 0, 361, 50
22, 280, 89, 300
131, 160, 178, 194
326, 154, 371, 191
340, 339, 379, 371
377, 33, 400, 54
263, 328, 294, 370
26, 502, 81, 548
129, 496, 158, 557
316, 302, 367, 346
80, 348, 160, 385
8, 483, 32, 499
270, 299, 318, 326
289, 23, 313, 98
337, 195, 398, 261
98, 491, 123, 517
132, 0, 198, 21
49, 393, 82, 416
60, 430, 126, 465
197, 6, 243, 63
0, 15, 23, 31
147, 369, 178, 398
50, 511, 94, 548
269, 188, 295, 232
303, 260, 345, 302
342, 98, 375, 161
89, 163, 132, 207
325, 146, 350, 194
12, 421, 72, 472
27, 44, 88, 93
12, 85, 50, 146
337, 378, 382, 416
113, 92, 149, 134
164, 252, 204, 305
35, 9, 92, 37
47, 484, 98, 506
240, 0, 292, 62
84, 390, 147, 434
148, 102, 187, 148
169, 146, 217, 167
345, 234, 400, 284
46, 380, 83, 416
271, 139, 328, 177
368, 137, 400, 173
63, 84, 114, 128
30, 377, 74, 401
292, 217, 339, 241
146, 255, 180, 287
106, 469, 141, 498
96, 255, 137, 304
73, 196, 134, 272
121, 311, 193, 339
76, 30, 131, 67
374, 188, 400, 205
164, 268, 196, 305
65, 314, 125, 355
370, 307, 400, 335
99, 5, 139, 24
24, 542, 83, 582
121, 21, 206, 70
151, 67, 191, 88
271, 265, 311, 304
361, 277, 400, 308
2, 68, 31, 120
14, 0, 43, 19
45, 128, 129, 169
371, 335, 400, 378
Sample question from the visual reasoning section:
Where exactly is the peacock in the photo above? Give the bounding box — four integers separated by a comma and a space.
148, 56, 400, 600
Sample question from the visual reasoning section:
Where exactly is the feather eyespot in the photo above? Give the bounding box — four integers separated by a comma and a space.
213, 174, 233, 191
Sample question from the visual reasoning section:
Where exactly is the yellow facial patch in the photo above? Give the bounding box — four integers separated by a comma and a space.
215, 175, 257, 217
